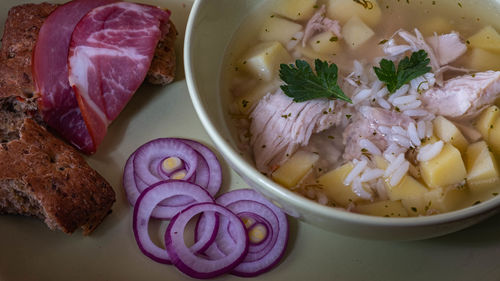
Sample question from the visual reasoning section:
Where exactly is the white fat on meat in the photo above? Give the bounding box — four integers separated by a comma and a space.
421, 71, 500, 119
302, 5, 342, 47
342, 106, 414, 160
249, 89, 347, 173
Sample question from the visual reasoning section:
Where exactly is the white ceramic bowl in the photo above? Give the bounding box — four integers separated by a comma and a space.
184, 0, 500, 240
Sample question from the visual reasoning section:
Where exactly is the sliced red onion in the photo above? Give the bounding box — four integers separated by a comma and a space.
216, 189, 289, 277
123, 138, 222, 209
165, 202, 249, 279
133, 180, 217, 264
133, 138, 199, 187
176, 138, 222, 197
123, 152, 139, 206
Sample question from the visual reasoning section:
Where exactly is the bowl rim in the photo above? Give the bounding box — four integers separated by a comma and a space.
184, 0, 500, 229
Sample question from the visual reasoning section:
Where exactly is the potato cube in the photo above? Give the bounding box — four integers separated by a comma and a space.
419, 17, 452, 36
355, 200, 408, 217
259, 17, 303, 46
272, 0, 317, 21
424, 186, 468, 213
419, 143, 467, 189
240, 41, 291, 81
487, 117, 500, 157
272, 150, 319, 188
467, 25, 500, 54
433, 116, 468, 154
327, 0, 382, 27
309, 31, 342, 55
341, 16, 375, 49
295, 45, 333, 62
317, 163, 363, 207
468, 48, 500, 71
235, 81, 280, 114
476, 105, 500, 141
466, 141, 500, 192
386, 175, 429, 216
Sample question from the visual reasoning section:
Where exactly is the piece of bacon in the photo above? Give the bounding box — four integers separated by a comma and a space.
68, 2, 170, 150
33, 0, 117, 154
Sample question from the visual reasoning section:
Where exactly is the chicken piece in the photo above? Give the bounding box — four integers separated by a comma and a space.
397, 29, 440, 71
343, 106, 414, 160
249, 90, 347, 173
384, 29, 467, 75
421, 71, 500, 119
302, 5, 342, 47
426, 32, 467, 66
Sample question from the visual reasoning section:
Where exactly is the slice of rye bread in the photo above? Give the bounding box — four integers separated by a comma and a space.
0, 3, 176, 234
0, 99, 115, 234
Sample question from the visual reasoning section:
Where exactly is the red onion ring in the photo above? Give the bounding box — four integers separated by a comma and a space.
216, 189, 289, 277
176, 138, 222, 197
133, 180, 217, 264
123, 138, 222, 209
165, 202, 249, 279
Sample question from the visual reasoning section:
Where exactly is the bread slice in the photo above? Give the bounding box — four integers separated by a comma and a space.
147, 17, 177, 85
0, 97, 115, 234
0, 3, 58, 98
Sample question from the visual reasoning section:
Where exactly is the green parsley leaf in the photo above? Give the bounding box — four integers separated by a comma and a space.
373, 50, 432, 94
279, 59, 352, 103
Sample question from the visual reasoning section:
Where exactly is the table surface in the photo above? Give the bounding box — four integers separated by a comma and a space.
1, 0, 500, 280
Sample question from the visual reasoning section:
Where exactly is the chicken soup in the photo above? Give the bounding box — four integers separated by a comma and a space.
223, 0, 500, 217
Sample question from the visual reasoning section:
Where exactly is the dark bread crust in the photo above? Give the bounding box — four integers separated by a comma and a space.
0, 3, 58, 98
147, 19, 177, 85
0, 117, 115, 234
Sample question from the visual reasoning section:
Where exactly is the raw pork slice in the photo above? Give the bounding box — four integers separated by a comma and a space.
33, 0, 117, 154
68, 2, 170, 150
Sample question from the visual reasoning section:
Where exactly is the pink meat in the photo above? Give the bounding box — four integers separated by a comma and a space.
426, 32, 467, 66
249, 90, 347, 173
421, 71, 500, 119
302, 5, 342, 47
33, 0, 117, 153
342, 106, 414, 160
68, 2, 170, 152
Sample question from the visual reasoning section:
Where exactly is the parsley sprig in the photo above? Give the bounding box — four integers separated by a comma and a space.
373, 49, 431, 94
279, 59, 352, 103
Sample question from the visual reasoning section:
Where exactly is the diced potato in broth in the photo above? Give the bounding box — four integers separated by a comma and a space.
465, 141, 500, 192
341, 16, 375, 49
259, 17, 303, 46
327, 0, 382, 27
467, 25, 500, 54
272, 150, 319, 188
420, 143, 467, 189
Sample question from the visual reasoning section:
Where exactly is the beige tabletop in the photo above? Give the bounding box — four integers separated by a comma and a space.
1, 0, 500, 280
